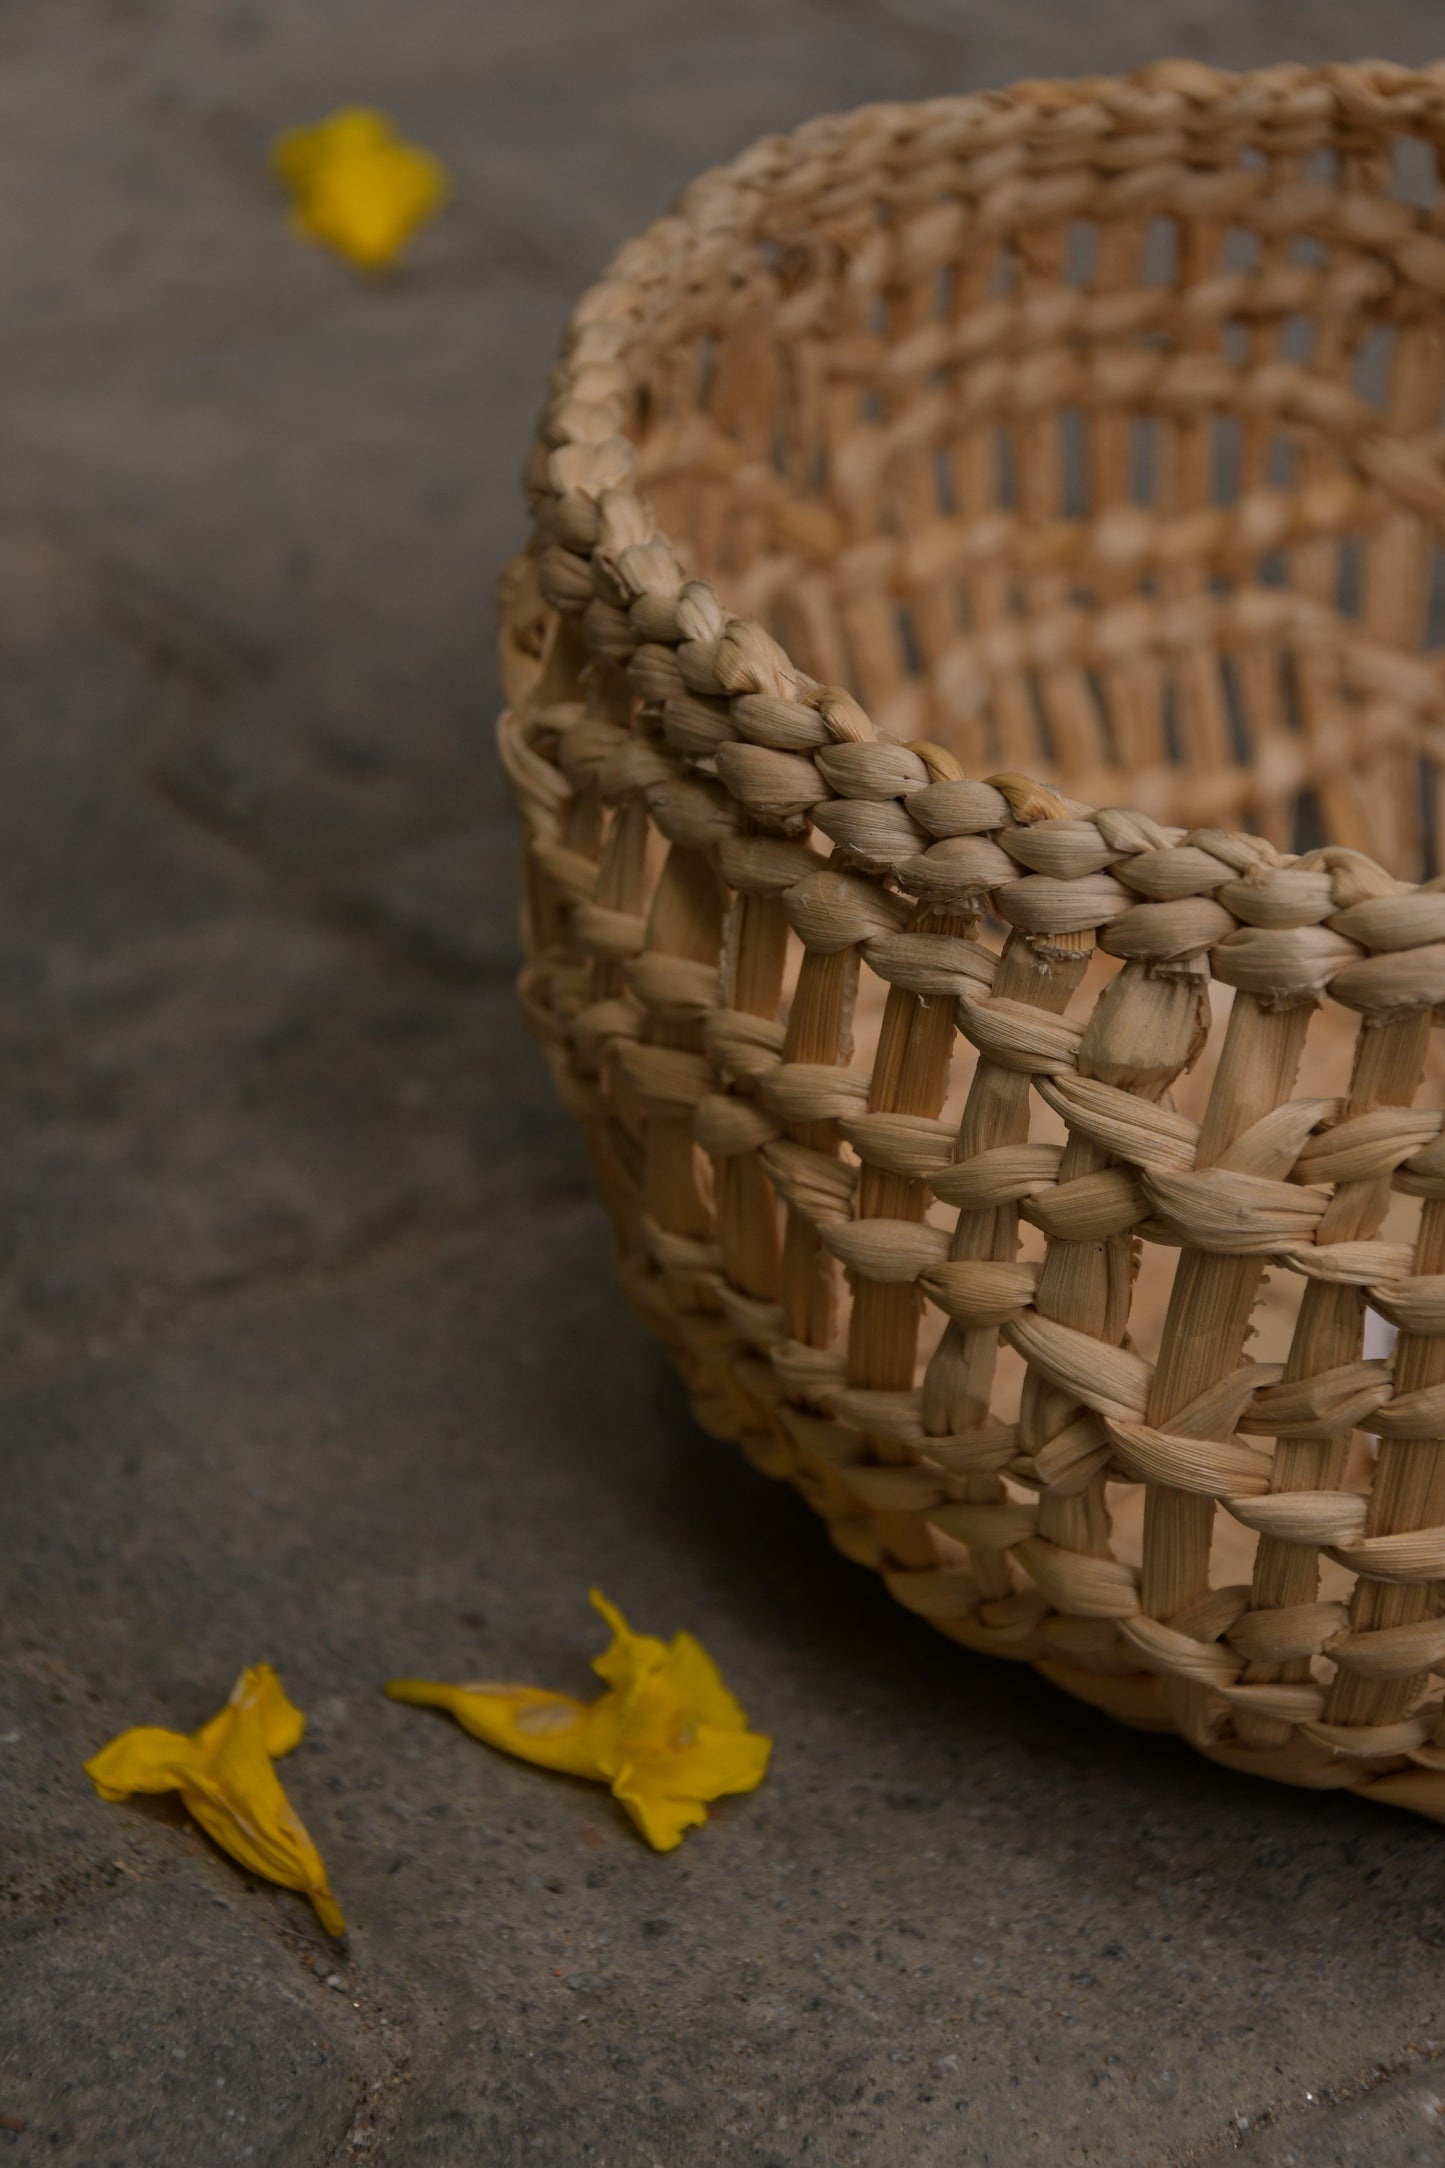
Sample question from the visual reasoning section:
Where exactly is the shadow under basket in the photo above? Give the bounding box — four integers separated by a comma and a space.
497, 64, 1445, 1819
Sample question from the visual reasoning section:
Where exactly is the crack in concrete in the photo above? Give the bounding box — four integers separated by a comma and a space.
1175, 2038, 1445, 2162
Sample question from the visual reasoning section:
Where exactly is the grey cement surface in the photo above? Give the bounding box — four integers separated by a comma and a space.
5, 2, 1445, 2163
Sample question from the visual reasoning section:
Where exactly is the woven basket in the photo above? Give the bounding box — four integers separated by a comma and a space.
498, 63, 1445, 1819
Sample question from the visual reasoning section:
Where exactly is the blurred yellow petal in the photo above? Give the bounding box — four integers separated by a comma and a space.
587, 1590, 671, 1694
386, 1594, 770, 1851
271, 106, 448, 271
194, 1662, 306, 1762
83, 1726, 198, 1801
84, 1665, 343, 1937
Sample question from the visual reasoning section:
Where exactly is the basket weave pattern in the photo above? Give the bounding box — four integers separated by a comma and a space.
498, 65, 1445, 1816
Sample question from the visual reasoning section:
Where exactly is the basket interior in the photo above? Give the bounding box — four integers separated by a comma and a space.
625, 122, 1445, 881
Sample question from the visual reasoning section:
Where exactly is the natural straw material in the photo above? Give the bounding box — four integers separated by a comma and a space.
498, 64, 1445, 1816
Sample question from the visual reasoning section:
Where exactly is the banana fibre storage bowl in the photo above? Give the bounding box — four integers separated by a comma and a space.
497, 64, 1445, 1820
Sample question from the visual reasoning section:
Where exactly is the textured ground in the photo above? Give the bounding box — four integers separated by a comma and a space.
6, 3, 1445, 2163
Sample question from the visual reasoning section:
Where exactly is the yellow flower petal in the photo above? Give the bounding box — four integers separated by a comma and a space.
194, 1661, 306, 1762
272, 107, 392, 191
84, 1666, 343, 1938
386, 1678, 603, 1780
84, 1725, 199, 1801
588, 1590, 667, 1676
609, 1774, 710, 1853
271, 107, 448, 271
386, 1593, 771, 1850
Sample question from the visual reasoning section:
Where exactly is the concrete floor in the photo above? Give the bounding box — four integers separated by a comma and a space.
5, 3, 1445, 2162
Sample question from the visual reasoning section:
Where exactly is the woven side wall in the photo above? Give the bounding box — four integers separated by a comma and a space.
498, 64, 1445, 1819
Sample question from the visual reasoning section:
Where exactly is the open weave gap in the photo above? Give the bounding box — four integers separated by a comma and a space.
497, 63, 1445, 1818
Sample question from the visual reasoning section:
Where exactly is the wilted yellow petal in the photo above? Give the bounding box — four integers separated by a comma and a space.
588, 1591, 672, 1693
584, 1602, 772, 1851
84, 1665, 343, 1938
386, 1593, 771, 1851
194, 1662, 306, 1762
385, 1679, 603, 1780
271, 106, 448, 271
84, 1726, 199, 1802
